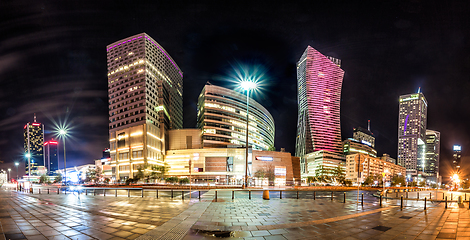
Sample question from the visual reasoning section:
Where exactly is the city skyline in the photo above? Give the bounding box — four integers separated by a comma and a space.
1, 1, 469, 180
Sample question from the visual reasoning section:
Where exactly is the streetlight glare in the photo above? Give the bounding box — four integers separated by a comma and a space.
241, 81, 257, 91
25, 153, 31, 158
59, 129, 67, 135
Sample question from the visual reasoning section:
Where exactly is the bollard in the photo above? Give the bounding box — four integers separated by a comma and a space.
344, 192, 346, 203
128, 189, 130, 198
39, 189, 41, 194
249, 190, 251, 200
361, 193, 364, 206
396, 192, 398, 197
48, 188, 50, 194
94, 190, 96, 196
430, 192, 431, 200
215, 191, 217, 201
451, 193, 453, 201
156, 189, 158, 198
263, 190, 270, 200
142, 189, 144, 198
171, 189, 174, 198
31, 188, 33, 194
424, 197, 427, 210
198, 190, 201, 199
406, 192, 408, 198
86, 189, 88, 195
58, 188, 60, 194
445, 196, 448, 209
443, 192, 444, 199
380, 195, 382, 207
417, 192, 419, 200
115, 189, 117, 197
401, 196, 403, 210
297, 191, 299, 199
466, 193, 467, 201
104, 189, 106, 197
182, 191, 184, 200
280, 190, 282, 199
331, 191, 333, 201
232, 190, 235, 200
313, 191, 316, 200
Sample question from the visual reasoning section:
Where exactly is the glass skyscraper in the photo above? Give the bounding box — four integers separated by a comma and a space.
397, 92, 427, 176
44, 139, 59, 174
107, 33, 183, 181
295, 46, 344, 173
418, 130, 440, 182
197, 84, 275, 151
24, 115, 44, 175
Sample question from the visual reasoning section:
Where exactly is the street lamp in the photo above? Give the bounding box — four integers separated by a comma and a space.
240, 80, 257, 188
25, 153, 31, 181
59, 129, 67, 186
15, 162, 19, 180
8, 169, 11, 183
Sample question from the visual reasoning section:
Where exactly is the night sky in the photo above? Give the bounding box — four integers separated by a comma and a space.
1, 1, 469, 180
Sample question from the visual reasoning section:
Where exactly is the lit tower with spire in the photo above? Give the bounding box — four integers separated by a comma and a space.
24, 114, 45, 175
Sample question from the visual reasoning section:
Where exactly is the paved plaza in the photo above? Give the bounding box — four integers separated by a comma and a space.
1, 188, 470, 240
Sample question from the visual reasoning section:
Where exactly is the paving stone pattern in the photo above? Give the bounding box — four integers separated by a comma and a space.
4, 189, 470, 240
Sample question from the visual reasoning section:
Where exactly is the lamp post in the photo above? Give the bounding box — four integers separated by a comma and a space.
15, 162, 18, 180
240, 80, 257, 189
59, 129, 67, 186
8, 169, 11, 183
25, 153, 31, 182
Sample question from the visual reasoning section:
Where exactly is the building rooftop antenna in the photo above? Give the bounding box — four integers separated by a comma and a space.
368, 120, 370, 132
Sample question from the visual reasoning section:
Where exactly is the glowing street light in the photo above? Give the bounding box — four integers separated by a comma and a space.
240, 80, 257, 188
59, 128, 68, 186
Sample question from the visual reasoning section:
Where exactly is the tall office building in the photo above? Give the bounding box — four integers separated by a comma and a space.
295, 46, 344, 173
418, 130, 440, 182
397, 92, 427, 176
44, 139, 59, 174
24, 115, 44, 175
107, 33, 183, 181
453, 145, 462, 174
197, 84, 275, 151
353, 123, 375, 148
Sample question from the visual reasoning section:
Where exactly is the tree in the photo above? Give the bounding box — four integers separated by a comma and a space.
306, 176, 316, 185
104, 178, 110, 184
39, 174, 48, 184
409, 181, 417, 187
85, 168, 98, 183
254, 169, 266, 186
418, 181, 426, 187
332, 166, 346, 185
134, 167, 145, 182
363, 176, 374, 186
165, 176, 178, 183
54, 174, 62, 183
178, 178, 189, 184
149, 164, 168, 182
461, 180, 470, 189
391, 175, 406, 186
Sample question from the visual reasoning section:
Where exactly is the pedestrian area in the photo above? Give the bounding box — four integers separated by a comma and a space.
1, 189, 470, 240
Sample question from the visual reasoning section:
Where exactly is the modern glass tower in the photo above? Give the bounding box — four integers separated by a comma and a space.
24, 115, 44, 175
107, 33, 183, 181
397, 92, 427, 176
295, 46, 344, 162
453, 145, 462, 174
44, 139, 59, 174
418, 130, 440, 182
197, 84, 275, 151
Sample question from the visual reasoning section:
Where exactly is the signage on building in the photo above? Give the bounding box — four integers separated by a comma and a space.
275, 166, 286, 177
453, 145, 461, 151
255, 156, 273, 161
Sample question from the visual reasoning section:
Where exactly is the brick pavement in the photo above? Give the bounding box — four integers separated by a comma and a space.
3, 188, 470, 240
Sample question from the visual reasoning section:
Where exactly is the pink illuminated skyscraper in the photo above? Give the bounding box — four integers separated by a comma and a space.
295, 46, 344, 169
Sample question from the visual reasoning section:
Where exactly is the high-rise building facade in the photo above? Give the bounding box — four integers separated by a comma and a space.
353, 125, 375, 148
44, 140, 59, 174
453, 145, 462, 173
343, 139, 377, 158
295, 46, 344, 173
107, 33, 183, 181
397, 92, 427, 176
197, 84, 275, 151
418, 130, 440, 182
24, 115, 44, 175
